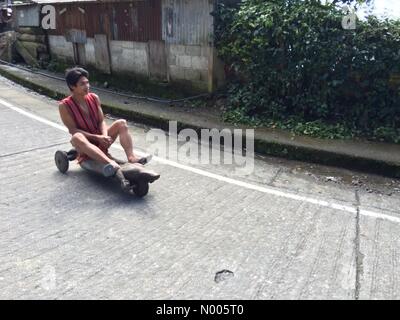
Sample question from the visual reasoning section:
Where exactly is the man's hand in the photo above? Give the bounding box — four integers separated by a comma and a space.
96, 135, 113, 149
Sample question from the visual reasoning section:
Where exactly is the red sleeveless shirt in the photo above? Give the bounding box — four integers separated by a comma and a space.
60, 92, 108, 163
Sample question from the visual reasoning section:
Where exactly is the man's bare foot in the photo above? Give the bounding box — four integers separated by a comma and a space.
128, 155, 139, 163
128, 154, 152, 165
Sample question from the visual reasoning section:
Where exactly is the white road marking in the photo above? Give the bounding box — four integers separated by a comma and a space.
0, 98, 68, 132
1, 98, 399, 223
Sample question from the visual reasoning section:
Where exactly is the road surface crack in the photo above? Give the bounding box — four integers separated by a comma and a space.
354, 190, 364, 300
0, 142, 68, 158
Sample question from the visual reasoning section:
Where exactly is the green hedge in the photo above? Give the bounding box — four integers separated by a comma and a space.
214, 0, 400, 142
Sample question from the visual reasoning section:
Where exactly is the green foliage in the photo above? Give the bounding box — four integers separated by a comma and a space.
214, 0, 400, 143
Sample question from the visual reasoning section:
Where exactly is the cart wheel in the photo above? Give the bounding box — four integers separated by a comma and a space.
55, 150, 69, 173
132, 181, 149, 197
67, 149, 78, 161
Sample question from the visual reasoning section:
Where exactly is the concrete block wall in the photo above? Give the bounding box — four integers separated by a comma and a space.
168, 44, 209, 90
85, 38, 96, 66
109, 40, 149, 76
48, 35, 215, 92
48, 35, 74, 63
48, 36, 149, 77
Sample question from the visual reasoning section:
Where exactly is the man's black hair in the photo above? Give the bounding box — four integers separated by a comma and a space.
65, 67, 89, 91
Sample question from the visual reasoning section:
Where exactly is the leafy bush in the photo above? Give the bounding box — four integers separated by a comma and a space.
214, 0, 400, 142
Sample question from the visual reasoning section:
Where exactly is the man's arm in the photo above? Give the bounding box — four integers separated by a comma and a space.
91, 94, 113, 149
92, 94, 108, 136
58, 103, 99, 143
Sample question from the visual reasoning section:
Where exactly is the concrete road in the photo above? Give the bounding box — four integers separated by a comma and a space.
1, 75, 400, 300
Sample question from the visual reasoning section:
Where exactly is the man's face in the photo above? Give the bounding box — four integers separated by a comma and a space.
72, 76, 90, 95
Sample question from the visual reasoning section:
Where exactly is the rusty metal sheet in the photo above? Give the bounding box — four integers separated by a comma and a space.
65, 28, 87, 43
15, 5, 40, 27
162, 0, 214, 46
47, 1, 162, 42
94, 33, 111, 74
148, 40, 167, 81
